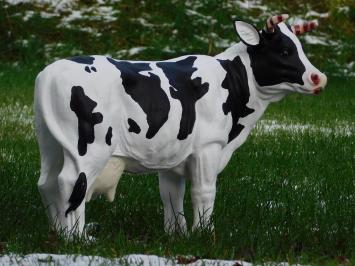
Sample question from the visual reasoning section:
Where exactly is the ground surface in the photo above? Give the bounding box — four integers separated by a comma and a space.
0, 0, 354, 264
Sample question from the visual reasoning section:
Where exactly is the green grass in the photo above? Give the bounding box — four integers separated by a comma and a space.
0, 67, 354, 264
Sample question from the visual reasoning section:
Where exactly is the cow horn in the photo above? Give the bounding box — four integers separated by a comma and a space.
291, 20, 318, 35
265, 14, 289, 32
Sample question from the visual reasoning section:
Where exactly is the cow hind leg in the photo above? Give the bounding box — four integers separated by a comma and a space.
36, 115, 64, 230
56, 149, 116, 237
36, 115, 85, 236
37, 115, 116, 237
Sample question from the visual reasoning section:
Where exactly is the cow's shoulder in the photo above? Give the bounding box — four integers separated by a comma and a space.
106, 57, 171, 140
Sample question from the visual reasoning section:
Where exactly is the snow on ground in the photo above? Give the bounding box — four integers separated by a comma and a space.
305, 10, 329, 18
303, 35, 327, 45
0, 103, 33, 128
233, 0, 268, 11
5, 0, 119, 32
4, 0, 76, 12
0, 253, 305, 266
254, 119, 354, 137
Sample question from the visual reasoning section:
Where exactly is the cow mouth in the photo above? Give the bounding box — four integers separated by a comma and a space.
313, 87, 322, 95
297, 86, 323, 95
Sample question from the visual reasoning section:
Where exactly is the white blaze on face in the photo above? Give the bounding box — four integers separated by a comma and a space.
279, 23, 327, 94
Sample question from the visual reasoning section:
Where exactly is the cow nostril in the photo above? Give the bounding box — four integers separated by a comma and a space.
311, 73, 320, 85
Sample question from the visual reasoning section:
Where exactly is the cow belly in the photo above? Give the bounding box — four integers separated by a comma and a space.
112, 134, 193, 170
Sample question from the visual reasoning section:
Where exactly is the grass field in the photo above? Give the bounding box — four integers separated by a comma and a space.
0, 69, 354, 264
0, 0, 354, 264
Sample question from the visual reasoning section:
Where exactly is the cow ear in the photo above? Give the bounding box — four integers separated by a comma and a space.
234, 20, 261, 46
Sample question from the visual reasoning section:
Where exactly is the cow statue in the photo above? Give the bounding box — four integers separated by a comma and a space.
35, 14, 327, 236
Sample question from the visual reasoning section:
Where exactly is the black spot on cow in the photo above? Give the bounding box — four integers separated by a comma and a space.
128, 118, 141, 134
156, 56, 209, 140
105, 126, 113, 146
67, 56, 98, 73
65, 172, 87, 217
70, 86, 103, 156
247, 25, 305, 86
67, 56, 95, 65
107, 57, 170, 139
218, 56, 254, 142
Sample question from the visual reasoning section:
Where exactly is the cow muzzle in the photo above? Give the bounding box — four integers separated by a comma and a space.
308, 72, 327, 95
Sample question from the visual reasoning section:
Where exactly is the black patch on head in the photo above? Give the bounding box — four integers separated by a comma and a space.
105, 126, 113, 145
91, 66, 97, 72
85, 66, 91, 73
156, 56, 209, 140
65, 172, 87, 217
67, 56, 95, 65
70, 86, 103, 156
247, 25, 305, 86
218, 56, 255, 142
128, 118, 141, 134
107, 57, 170, 139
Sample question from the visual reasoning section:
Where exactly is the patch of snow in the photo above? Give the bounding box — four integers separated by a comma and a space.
23, 10, 35, 22
10, 1, 119, 28
15, 39, 29, 47
214, 39, 232, 48
162, 46, 175, 53
40, 11, 58, 19
0, 253, 309, 266
22, 10, 58, 21
254, 120, 354, 137
130, 17, 155, 27
4, 0, 76, 12
0, 103, 34, 140
185, 0, 204, 10
61, 10, 84, 23
346, 62, 354, 77
185, 9, 217, 25
303, 35, 328, 45
0, 103, 33, 128
194, 35, 209, 44
0, 149, 16, 163
95, 6, 118, 22
127, 47, 146, 56
305, 11, 329, 18
114, 49, 129, 57
235, 0, 268, 11
338, 6, 349, 13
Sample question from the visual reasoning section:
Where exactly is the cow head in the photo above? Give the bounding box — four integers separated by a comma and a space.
234, 15, 327, 97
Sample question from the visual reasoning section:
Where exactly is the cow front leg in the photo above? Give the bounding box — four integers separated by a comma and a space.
189, 145, 220, 231
159, 171, 187, 234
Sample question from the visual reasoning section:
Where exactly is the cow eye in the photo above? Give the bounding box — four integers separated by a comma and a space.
280, 49, 289, 57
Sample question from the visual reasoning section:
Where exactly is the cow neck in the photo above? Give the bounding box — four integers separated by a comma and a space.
215, 44, 269, 160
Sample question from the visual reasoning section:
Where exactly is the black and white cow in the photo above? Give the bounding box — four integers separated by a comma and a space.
35, 15, 327, 235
